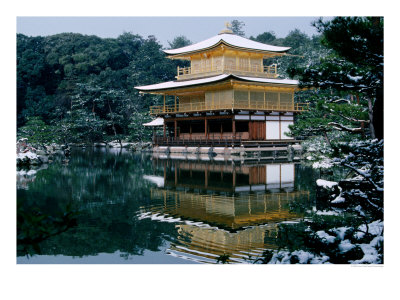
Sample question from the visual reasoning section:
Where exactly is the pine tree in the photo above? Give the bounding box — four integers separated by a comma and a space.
289, 17, 383, 139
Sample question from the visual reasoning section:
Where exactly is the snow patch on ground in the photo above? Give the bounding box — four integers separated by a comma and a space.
17, 151, 38, 160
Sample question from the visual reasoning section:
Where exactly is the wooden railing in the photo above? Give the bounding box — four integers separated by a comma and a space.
150, 101, 309, 115
177, 64, 278, 79
153, 136, 243, 147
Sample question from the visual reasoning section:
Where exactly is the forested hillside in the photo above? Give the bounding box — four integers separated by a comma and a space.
17, 23, 327, 145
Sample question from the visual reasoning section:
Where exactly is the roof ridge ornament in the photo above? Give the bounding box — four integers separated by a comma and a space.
219, 22, 233, 35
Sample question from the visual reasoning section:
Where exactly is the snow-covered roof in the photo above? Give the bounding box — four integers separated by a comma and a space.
143, 118, 164, 126
164, 33, 290, 56
135, 74, 298, 92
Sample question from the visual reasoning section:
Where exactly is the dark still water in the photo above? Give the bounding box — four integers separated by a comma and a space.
17, 148, 328, 264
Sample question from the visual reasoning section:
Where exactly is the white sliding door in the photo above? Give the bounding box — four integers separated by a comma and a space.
266, 121, 280, 140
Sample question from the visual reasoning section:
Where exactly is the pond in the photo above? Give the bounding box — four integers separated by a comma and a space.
17, 148, 343, 264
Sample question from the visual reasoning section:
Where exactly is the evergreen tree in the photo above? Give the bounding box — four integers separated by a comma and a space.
168, 35, 192, 49
230, 20, 245, 36
289, 17, 383, 139
250, 31, 277, 44
16, 32, 178, 144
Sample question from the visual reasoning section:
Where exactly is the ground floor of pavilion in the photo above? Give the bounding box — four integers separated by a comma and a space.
150, 111, 296, 147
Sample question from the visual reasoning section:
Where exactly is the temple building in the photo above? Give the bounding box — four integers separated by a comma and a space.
135, 24, 308, 151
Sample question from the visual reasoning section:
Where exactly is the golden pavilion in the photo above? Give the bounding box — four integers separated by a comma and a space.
135, 23, 308, 151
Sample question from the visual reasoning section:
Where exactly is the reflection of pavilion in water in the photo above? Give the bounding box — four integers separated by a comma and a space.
142, 160, 311, 263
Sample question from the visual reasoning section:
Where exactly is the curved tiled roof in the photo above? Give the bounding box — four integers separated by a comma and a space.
135, 74, 298, 92
164, 33, 290, 56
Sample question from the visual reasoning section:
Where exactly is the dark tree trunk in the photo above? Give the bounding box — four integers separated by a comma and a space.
367, 96, 376, 139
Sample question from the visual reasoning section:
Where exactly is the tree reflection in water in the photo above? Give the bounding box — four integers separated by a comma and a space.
17, 148, 323, 263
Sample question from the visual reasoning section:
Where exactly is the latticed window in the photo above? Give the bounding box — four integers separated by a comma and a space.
192, 60, 200, 73
179, 94, 204, 111
234, 90, 248, 107
202, 58, 212, 72
205, 90, 233, 109
280, 93, 293, 109
214, 56, 222, 71
266, 92, 279, 109
239, 57, 248, 71
218, 90, 233, 107
205, 92, 213, 108
250, 58, 261, 73
250, 91, 264, 108
225, 56, 236, 71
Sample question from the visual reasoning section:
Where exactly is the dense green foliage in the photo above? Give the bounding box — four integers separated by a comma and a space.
288, 17, 383, 140
251, 28, 331, 78
17, 32, 180, 144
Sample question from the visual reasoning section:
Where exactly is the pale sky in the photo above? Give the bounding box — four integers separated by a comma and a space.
17, 17, 330, 47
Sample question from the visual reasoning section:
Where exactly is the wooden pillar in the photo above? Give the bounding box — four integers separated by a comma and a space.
174, 120, 177, 139
205, 118, 208, 139
220, 122, 223, 139
163, 94, 166, 112
189, 121, 192, 140
250, 121, 253, 140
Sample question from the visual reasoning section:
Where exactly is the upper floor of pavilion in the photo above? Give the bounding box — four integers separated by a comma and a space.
164, 24, 291, 81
